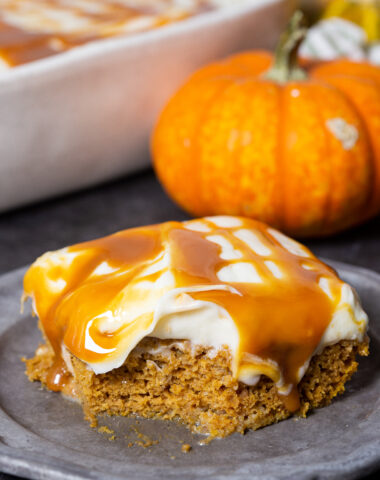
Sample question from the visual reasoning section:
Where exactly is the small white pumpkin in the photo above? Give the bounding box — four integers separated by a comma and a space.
300, 17, 368, 61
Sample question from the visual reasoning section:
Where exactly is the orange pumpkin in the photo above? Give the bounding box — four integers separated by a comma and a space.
152, 12, 380, 238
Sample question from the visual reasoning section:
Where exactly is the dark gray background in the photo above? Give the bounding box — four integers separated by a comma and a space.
0, 168, 379, 480
0, 170, 379, 275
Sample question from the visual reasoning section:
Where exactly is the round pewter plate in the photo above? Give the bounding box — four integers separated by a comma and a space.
0, 261, 379, 480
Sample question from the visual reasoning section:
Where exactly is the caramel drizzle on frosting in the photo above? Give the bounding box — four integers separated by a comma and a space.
24, 217, 342, 412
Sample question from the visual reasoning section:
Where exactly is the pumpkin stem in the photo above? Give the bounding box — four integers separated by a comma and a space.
264, 10, 308, 83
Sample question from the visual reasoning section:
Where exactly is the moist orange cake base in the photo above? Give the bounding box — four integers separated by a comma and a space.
25, 337, 369, 438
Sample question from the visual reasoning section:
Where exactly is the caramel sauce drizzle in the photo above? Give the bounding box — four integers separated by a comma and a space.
46, 357, 72, 392
24, 218, 341, 411
0, 1, 213, 67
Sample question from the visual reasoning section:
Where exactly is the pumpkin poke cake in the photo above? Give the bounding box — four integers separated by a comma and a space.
23, 216, 369, 438
0, 0, 249, 68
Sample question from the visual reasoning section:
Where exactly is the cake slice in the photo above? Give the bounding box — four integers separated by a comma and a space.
23, 216, 369, 438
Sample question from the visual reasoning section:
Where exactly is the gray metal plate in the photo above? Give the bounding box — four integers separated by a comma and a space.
0, 261, 379, 480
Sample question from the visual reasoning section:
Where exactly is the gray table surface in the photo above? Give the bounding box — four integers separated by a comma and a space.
0, 168, 379, 480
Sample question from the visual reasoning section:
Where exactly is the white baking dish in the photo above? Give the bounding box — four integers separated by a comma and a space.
0, 0, 289, 212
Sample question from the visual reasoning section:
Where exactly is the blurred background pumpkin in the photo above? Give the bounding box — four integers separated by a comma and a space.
152, 12, 380, 238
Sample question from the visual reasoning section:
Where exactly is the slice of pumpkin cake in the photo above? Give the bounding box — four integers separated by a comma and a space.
23, 216, 369, 438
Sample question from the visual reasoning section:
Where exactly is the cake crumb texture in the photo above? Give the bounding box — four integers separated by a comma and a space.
25, 337, 369, 438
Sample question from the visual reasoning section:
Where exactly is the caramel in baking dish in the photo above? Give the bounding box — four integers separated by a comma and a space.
0, 0, 218, 67
22, 217, 360, 412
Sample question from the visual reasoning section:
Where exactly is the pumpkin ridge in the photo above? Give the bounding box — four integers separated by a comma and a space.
192, 78, 237, 214
283, 81, 334, 236
214, 77, 277, 220
289, 78, 374, 235
276, 84, 286, 231
322, 77, 378, 221
152, 79, 224, 215
328, 75, 380, 217
309, 79, 346, 234
315, 86, 334, 236
325, 82, 371, 233
342, 90, 378, 218
225, 79, 255, 217
313, 72, 380, 221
